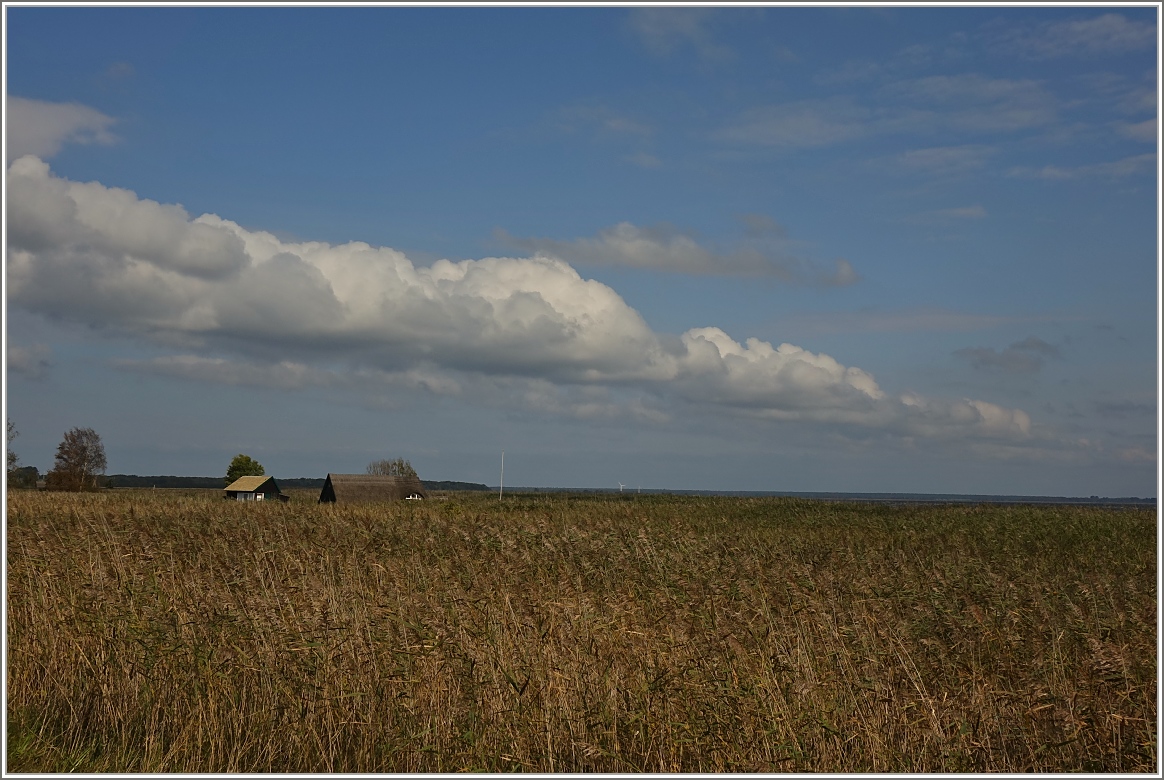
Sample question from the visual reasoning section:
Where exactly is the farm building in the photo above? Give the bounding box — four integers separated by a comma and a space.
318, 473, 427, 503
224, 475, 289, 502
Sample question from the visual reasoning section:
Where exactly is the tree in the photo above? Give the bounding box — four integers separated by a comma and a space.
46, 427, 107, 491
366, 458, 417, 478
7, 419, 18, 475
10, 466, 39, 490
225, 454, 265, 485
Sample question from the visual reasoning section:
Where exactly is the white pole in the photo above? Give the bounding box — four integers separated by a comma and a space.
499, 450, 504, 500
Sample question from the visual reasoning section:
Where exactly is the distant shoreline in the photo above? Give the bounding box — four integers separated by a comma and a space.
488, 487, 1156, 507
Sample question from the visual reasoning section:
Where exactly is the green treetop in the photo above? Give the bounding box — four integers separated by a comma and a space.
225, 454, 265, 485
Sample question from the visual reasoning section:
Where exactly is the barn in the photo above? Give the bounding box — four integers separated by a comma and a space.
318, 473, 427, 503
224, 475, 289, 502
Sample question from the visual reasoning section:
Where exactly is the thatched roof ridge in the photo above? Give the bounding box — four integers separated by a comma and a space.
225, 475, 278, 493
319, 473, 427, 503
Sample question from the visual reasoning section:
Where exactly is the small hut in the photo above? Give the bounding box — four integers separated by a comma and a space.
224, 475, 288, 502
318, 473, 427, 504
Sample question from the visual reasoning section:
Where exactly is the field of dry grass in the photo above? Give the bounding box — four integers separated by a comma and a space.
6, 489, 1157, 772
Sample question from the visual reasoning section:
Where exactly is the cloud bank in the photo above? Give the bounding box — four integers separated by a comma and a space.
7, 156, 1033, 443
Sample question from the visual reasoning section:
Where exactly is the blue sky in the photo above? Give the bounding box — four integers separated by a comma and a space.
4, 6, 1159, 496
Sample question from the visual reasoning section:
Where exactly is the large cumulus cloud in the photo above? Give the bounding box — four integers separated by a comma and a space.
6, 157, 1032, 442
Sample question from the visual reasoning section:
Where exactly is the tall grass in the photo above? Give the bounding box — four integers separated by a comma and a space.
6, 490, 1156, 772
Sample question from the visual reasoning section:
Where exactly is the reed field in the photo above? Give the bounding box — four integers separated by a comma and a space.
5, 489, 1157, 772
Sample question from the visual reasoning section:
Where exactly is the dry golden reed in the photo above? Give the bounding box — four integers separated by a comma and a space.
6, 489, 1156, 772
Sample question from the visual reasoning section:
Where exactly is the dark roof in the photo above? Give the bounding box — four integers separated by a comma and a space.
318, 474, 427, 503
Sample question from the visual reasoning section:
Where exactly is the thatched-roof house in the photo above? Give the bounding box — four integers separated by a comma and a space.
318, 473, 427, 504
224, 475, 288, 502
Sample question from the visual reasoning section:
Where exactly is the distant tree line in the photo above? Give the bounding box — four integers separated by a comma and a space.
420, 480, 490, 492
9, 466, 40, 489
101, 472, 491, 491
104, 475, 490, 491
105, 475, 226, 489
7, 431, 490, 492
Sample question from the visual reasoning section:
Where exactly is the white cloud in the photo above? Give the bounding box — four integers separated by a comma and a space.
676, 327, 885, 414
551, 104, 658, 169
954, 336, 1061, 373
1094, 400, 1156, 419
104, 62, 135, 80
887, 144, 996, 176
674, 329, 1031, 439
986, 13, 1157, 60
6, 344, 52, 380
737, 213, 787, 238
627, 8, 733, 61
714, 97, 870, 148
1071, 71, 1158, 119
903, 204, 988, 224
6, 96, 117, 163
115, 355, 469, 400
821, 258, 860, 287
1007, 153, 1157, 180
115, 355, 332, 390
898, 393, 1031, 439
717, 75, 1056, 151
767, 307, 1070, 337
937, 205, 987, 219
878, 74, 1057, 133
624, 151, 662, 169
7, 156, 673, 385
503, 378, 670, 424
814, 60, 883, 86
496, 221, 856, 285
7, 156, 249, 280
498, 222, 720, 274
1116, 118, 1157, 143
556, 104, 653, 138
1115, 446, 1156, 464
7, 158, 1036, 446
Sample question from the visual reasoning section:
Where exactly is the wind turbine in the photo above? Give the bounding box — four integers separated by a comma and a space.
617, 482, 625, 493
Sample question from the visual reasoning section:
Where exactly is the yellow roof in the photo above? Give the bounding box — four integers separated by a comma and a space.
225, 475, 274, 492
